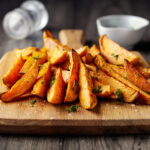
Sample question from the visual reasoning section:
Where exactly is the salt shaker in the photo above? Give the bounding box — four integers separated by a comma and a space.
3, 0, 49, 40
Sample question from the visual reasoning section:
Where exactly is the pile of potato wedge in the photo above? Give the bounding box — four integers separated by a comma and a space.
1, 30, 150, 110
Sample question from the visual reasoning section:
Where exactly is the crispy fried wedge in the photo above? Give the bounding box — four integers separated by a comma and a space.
92, 79, 112, 98
20, 51, 47, 74
43, 30, 70, 52
20, 57, 35, 74
59, 56, 70, 70
100, 35, 139, 65
85, 64, 97, 72
109, 64, 150, 79
47, 68, 65, 104
1, 60, 39, 102
31, 62, 51, 98
137, 67, 150, 79
90, 71, 138, 102
89, 44, 100, 58
75, 46, 88, 57
51, 66, 70, 84
16, 47, 39, 60
32, 51, 47, 64
124, 59, 150, 92
3, 55, 25, 87
48, 46, 68, 65
79, 62, 97, 109
95, 55, 150, 104
82, 53, 93, 64
64, 50, 80, 102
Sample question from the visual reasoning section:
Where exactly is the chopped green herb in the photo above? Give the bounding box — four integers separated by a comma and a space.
65, 105, 80, 113
39, 64, 43, 70
116, 89, 122, 100
72, 80, 77, 90
92, 85, 101, 93
112, 53, 119, 59
124, 76, 128, 80
62, 48, 65, 51
50, 76, 55, 85
30, 99, 37, 107
41, 80, 44, 84
137, 73, 140, 77
33, 55, 40, 60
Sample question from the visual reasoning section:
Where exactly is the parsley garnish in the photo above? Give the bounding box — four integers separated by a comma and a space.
65, 105, 80, 113
124, 76, 128, 80
137, 73, 140, 77
30, 99, 37, 107
112, 53, 119, 59
115, 89, 123, 104
92, 85, 101, 93
41, 80, 44, 84
50, 76, 55, 85
72, 80, 77, 90
39, 64, 43, 70
33, 55, 40, 60
62, 48, 65, 51
116, 89, 122, 100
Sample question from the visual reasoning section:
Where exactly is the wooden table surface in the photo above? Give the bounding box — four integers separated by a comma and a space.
1, 0, 150, 149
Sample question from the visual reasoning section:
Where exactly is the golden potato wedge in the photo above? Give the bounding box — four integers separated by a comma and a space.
79, 62, 97, 109
82, 53, 93, 64
92, 79, 112, 98
95, 55, 150, 104
1, 60, 39, 102
48, 46, 68, 65
109, 64, 150, 79
89, 44, 100, 58
20, 57, 34, 74
51, 66, 70, 84
20, 51, 47, 74
3, 55, 25, 87
40, 46, 47, 53
47, 68, 65, 104
43, 30, 54, 39
32, 51, 47, 64
43, 30, 70, 52
137, 67, 150, 79
37, 62, 50, 79
17, 47, 39, 60
124, 59, 150, 92
31, 62, 51, 98
90, 71, 138, 102
75, 46, 88, 57
59, 56, 70, 70
100, 35, 139, 65
85, 64, 97, 72
132, 51, 149, 67
64, 50, 80, 102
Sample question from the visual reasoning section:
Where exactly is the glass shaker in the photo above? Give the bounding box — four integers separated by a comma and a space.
3, 0, 49, 40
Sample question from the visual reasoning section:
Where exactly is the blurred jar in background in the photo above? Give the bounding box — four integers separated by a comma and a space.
3, 0, 49, 40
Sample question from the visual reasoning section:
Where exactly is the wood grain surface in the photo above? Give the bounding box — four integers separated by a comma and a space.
1, 0, 150, 149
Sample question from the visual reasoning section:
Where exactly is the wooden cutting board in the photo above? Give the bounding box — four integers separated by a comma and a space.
0, 30, 150, 135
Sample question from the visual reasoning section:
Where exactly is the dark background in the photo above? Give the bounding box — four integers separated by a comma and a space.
1, 0, 150, 150
0, 0, 150, 50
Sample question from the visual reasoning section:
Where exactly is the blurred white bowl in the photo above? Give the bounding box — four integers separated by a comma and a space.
96, 15, 149, 49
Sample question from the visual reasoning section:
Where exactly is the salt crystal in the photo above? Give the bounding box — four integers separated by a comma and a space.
131, 104, 135, 107
68, 113, 72, 117
134, 109, 138, 112
50, 117, 54, 120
